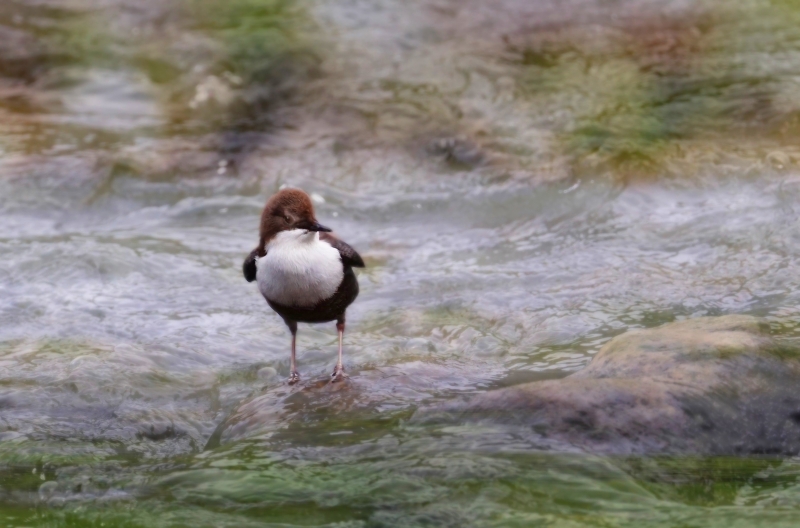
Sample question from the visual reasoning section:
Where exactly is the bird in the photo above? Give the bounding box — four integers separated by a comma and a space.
242, 189, 365, 384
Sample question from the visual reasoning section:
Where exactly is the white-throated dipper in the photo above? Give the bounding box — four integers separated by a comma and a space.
242, 189, 365, 384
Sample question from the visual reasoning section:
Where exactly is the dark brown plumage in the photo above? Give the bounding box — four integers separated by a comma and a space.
257, 189, 316, 257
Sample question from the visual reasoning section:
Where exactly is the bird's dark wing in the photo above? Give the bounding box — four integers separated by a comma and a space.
243, 248, 260, 282
320, 233, 365, 268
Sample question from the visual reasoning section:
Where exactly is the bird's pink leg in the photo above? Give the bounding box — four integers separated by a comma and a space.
331, 319, 347, 382
287, 321, 300, 385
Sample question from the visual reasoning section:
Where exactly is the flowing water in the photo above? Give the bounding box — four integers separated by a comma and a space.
4, 0, 800, 526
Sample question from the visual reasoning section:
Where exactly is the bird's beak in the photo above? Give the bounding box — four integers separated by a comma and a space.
296, 220, 332, 232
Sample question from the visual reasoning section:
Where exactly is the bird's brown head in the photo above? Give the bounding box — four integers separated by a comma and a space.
257, 189, 331, 255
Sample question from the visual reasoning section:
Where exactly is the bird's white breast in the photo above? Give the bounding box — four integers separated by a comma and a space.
256, 230, 343, 307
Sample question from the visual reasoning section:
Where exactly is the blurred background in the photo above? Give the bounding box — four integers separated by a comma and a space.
4, 0, 800, 526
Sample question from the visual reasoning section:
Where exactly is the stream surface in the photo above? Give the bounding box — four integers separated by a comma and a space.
4, 0, 800, 526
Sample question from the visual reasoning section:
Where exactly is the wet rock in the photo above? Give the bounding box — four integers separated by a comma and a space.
136, 421, 179, 442
766, 150, 791, 170
415, 316, 800, 456
427, 136, 485, 168
0, 25, 49, 81
209, 361, 493, 447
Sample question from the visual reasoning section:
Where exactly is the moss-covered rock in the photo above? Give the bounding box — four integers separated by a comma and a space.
415, 316, 800, 455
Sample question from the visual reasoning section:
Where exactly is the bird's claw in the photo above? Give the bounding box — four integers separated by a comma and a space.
288, 372, 300, 385
330, 365, 347, 383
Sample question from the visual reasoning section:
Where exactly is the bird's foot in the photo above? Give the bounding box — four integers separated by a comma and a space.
288, 371, 300, 385
330, 364, 347, 383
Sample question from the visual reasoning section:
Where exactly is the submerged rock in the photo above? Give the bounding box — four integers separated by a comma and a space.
208, 360, 493, 447
415, 316, 800, 456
